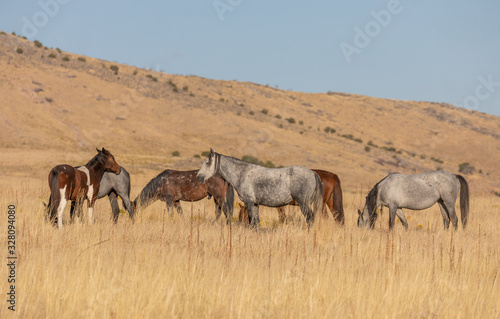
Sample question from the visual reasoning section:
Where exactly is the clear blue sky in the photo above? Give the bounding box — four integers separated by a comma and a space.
1, 0, 499, 116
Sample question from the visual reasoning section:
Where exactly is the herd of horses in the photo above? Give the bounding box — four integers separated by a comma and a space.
45, 148, 470, 231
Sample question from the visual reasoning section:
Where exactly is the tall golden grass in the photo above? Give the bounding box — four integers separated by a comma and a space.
1, 179, 499, 318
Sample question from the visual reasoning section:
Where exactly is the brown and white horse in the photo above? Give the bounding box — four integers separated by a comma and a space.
46, 148, 121, 228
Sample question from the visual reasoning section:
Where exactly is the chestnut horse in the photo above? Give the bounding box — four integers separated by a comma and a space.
46, 148, 121, 228
133, 169, 234, 223
238, 169, 344, 224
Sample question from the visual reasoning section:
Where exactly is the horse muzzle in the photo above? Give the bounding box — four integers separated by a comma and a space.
196, 174, 205, 183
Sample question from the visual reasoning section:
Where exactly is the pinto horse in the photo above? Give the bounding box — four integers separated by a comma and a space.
46, 148, 121, 228
69, 167, 135, 224
133, 169, 234, 223
238, 169, 344, 224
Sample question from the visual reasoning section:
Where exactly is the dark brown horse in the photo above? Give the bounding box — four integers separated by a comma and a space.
46, 148, 121, 228
238, 169, 344, 224
133, 170, 234, 223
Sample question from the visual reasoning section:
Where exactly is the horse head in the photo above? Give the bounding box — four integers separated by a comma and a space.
196, 148, 218, 183
97, 148, 121, 174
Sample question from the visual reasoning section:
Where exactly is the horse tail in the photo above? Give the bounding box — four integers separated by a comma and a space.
48, 169, 60, 223
456, 174, 469, 228
332, 174, 345, 225
311, 173, 323, 221
224, 182, 234, 219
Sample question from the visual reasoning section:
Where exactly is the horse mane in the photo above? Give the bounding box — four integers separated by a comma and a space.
134, 170, 170, 208
365, 174, 391, 226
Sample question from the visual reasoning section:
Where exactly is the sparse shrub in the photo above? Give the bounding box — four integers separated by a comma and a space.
173, 86, 178, 92
189, 93, 195, 97
495, 191, 500, 197
219, 98, 225, 102
286, 118, 296, 124
241, 155, 275, 168
62, 56, 69, 61
367, 140, 378, 148
381, 146, 397, 152
78, 57, 86, 62
0, 31, 6, 35
56, 48, 61, 53
275, 114, 282, 119
279, 124, 284, 128
431, 157, 443, 164
146, 74, 158, 82
201, 151, 210, 157
365, 146, 371, 152
34, 40, 43, 48
171, 151, 180, 157
110, 65, 119, 75
183, 86, 188, 91
261, 109, 268, 115
194, 154, 201, 159
48, 53, 56, 58
239, 103, 245, 107
459, 162, 475, 174
11, 32, 16, 36
242, 155, 260, 165
16, 48, 23, 54
299, 120, 303, 125
420, 154, 426, 159
324, 127, 336, 134
249, 111, 254, 115
133, 70, 138, 76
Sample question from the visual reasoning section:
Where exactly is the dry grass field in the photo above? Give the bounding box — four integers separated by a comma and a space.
1, 32, 500, 318
0, 176, 499, 318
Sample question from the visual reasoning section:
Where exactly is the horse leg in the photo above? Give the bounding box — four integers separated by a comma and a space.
277, 206, 286, 223
56, 189, 68, 229
437, 200, 451, 230
299, 203, 315, 229
121, 195, 135, 223
87, 199, 95, 225
214, 198, 222, 221
174, 201, 183, 214
396, 209, 409, 230
246, 202, 260, 227
108, 191, 120, 224
442, 198, 459, 230
388, 204, 397, 230
165, 197, 174, 214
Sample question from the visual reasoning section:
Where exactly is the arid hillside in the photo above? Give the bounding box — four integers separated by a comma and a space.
1, 31, 499, 195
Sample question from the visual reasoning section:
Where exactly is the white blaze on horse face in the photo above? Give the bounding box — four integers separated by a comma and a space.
58, 185, 67, 229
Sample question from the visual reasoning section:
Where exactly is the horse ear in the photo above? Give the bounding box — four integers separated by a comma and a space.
238, 203, 244, 208
43, 202, 47, 208
210, 148, 215, 155
101, 147, 106, 153
357, 209, 362, 216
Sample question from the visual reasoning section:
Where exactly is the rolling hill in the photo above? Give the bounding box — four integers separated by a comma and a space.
1, 31, 499, 195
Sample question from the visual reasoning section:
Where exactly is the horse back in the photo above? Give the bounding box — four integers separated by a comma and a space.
48, 164, 84, 200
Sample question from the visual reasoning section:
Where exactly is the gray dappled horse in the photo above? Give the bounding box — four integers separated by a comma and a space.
70, 167, 135, 224
358, 170, 469, 230
196, 149, 323, 228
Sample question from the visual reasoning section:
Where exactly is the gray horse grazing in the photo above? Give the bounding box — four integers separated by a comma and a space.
358, 170, 469, 230
196, 149, 323, 227
70, 167, 135, 223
